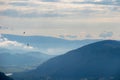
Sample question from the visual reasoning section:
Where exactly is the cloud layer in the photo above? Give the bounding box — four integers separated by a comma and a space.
0, 0, 120, 17
0, 0, 120, 40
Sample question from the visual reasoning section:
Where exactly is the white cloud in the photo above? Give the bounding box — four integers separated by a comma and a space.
0, 35, 35, 53
94, 0, 103, 2
41, 48, 71, 55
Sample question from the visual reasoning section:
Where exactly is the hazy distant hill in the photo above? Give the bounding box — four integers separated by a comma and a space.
2, 34, 100, 55
0, 51, 53, 73
0, 72, 13, 80
12, 40, 120, 80
0, 34, 56, 73
0, 52, 52, 66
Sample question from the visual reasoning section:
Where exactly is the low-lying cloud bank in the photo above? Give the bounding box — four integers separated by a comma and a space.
0, 34, 35, 53
0, 34, 72, 55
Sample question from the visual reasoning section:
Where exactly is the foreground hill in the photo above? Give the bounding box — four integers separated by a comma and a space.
12, 40, 120, 80
0, 72, 13, 80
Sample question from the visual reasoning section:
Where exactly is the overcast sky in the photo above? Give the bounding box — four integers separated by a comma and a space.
0, 0, 120, 40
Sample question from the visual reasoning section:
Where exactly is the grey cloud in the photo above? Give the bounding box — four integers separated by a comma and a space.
0, 26, 8, 30
99, 32, 113, 38
72, 0, 120, 6
0, 9, 20, 17
59, 35, 77, 39
0, 2, 5, 5
66, 35, 77, 39
0, 9, 64, 18
0, 7, 118, 18
85, 34, 92, 39
42, 0, 59, 2
0, 0, 120, 18
9, 2, 29, 6
59, 35, 65, 39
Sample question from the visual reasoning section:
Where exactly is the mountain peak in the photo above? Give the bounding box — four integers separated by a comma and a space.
94, 40, 119, 44
12, 40, 120, 80
78, 40, 120, 49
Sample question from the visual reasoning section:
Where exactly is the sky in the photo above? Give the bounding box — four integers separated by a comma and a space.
0, 0, 120, 40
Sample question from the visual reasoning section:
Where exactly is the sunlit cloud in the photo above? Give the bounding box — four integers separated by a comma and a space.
0, 34, 35, 53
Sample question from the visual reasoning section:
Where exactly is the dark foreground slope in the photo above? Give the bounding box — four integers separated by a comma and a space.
12, 40, 120, 80
0, 72, 14, 80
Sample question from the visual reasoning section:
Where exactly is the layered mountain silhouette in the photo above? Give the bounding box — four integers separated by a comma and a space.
0, 52, 53, 73
0, 52, 52, 66
2, 34, 100, 55
12, 40, 120, 80
0, 72, 13, 80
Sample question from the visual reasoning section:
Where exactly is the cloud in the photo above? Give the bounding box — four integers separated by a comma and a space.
0, 2, 5, 5
42, 0, 59, 2
9, 2, 29, 6
59, 35, 65, 39
59, 35, 77, 39
41, 48, 71, 55
0, 26, 8, 30
0, 34, 35, 53
0, 8, 64, 17
70, 0, 120, 5
66, 35, 77, 39
0, 0, 120, 18
85, 34, 92, 39
0, 9, 20, 17
99, 31, 114, 38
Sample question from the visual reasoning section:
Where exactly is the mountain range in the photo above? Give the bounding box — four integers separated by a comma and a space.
0, 51, 53, 73
0, 34, 100, 73
12, 40, 120, 80
2, 34, 100, 55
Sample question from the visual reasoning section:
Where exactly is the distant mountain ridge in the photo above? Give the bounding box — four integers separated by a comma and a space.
12, 40, 120, 80
0, 34, 55, 73
0, 34, 100, 73
0, 51, 53, 73
0, 52, 51, 66
2, 34, 100, 55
